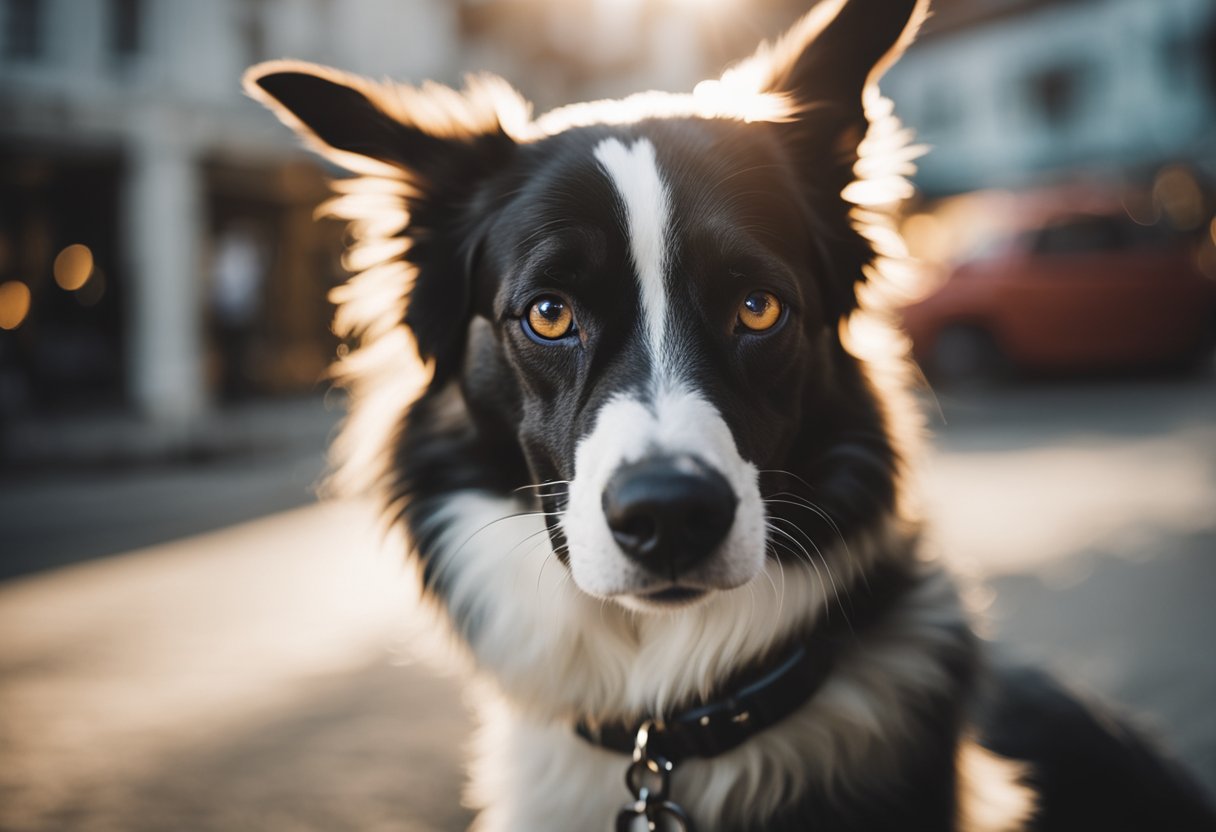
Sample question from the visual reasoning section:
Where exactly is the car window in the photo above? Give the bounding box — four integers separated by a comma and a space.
1028, 215, 1173, 256
1031, 216, 1127, 254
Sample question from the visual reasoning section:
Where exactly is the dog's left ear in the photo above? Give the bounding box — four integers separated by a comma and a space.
738, 0, 929, 313
244, 60, 521, 382
753, 0, 927, 127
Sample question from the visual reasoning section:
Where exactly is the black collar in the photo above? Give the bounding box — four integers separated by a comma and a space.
575, 565, 914, 763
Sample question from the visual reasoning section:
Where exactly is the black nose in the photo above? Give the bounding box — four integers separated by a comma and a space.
601, 455, 737, 576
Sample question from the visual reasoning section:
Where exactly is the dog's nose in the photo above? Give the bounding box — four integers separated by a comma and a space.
601, 455, 737, 575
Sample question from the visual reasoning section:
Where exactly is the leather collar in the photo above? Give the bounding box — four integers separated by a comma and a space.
575, 565, 914, 763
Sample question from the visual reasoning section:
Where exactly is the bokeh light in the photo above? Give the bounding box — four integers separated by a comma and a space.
1152, 166, 1204, 231
52, 243, 94, 292
0, 280, 32, 330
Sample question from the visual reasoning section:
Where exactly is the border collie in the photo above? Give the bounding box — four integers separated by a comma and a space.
246, 1, 1216, 829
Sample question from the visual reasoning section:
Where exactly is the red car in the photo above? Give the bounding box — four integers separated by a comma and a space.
902, 212, 1216, 379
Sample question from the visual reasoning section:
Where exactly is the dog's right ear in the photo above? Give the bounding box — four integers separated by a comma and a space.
243, 59, 520, 181
244, 61, 521, 381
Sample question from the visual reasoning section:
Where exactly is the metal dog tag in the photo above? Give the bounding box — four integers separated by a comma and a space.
615, 721, 697, 832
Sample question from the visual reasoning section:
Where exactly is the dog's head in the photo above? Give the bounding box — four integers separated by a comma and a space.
247, 0, 926, 614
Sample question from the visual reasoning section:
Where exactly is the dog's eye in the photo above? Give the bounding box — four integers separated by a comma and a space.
524, 295, 576, 341
737, 291, 783, 333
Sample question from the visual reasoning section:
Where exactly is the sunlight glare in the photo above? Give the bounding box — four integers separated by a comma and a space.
670, 0, 738, 9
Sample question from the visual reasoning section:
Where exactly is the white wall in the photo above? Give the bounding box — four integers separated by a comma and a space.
0, 0, 458, 424
884, 0, 1216, 194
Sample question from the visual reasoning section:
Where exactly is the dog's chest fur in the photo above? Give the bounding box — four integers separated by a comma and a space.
423, 491, 1000, 831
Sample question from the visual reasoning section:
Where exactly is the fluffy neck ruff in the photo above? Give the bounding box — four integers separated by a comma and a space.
456, 546, 979, 830
574, 561, 920, 763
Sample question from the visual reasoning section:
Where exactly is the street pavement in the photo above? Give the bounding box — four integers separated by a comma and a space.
1, 377, 1214, 831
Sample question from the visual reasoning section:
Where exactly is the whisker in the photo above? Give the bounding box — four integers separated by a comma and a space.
766, 521, 848, 626
762, 495, 851, 558
745, 579, 757, 629
447, 508, 564, 562
513, 480, 571, 494
768, 515, 850, 626
761, 560, 782, 625
505, 526, 556, 560
757, 468, 816, 490
535, 543, 570, 595
767, 536, 822, 593
555, 564, 574, 595
766, 542, 795, 642
769, 548, 786, 625
766, 522, 828, 617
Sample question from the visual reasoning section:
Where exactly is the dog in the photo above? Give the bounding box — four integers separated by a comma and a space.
245, 0, 1216, 829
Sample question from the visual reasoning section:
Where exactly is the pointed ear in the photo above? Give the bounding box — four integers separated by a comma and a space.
245, 62, 432, 176
753, 0, 928, 132
244, 61, 522, 380
243, 60, 520, 180
728, 0, 927, 318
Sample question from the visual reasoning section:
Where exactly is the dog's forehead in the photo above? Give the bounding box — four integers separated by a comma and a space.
527, 120, 790, 208
502, 120, 807, 276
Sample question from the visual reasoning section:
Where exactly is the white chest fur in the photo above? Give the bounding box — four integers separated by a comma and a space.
420, 492, 979, 831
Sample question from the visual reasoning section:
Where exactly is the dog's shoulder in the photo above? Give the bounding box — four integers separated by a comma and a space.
732, 658, 1216, 832
977, 661, 1216, 831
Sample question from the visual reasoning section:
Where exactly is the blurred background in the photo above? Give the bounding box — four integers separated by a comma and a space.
1, 0, 1214, 830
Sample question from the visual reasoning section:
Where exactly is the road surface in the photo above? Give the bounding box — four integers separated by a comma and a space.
1, 378, 1213, 830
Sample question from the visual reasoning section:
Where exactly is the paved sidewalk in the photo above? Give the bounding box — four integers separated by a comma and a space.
0, 500, 474, 832
0, 394, 343, 470
0, 395, 344, 581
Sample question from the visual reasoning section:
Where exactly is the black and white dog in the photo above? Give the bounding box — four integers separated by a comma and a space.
246, 1, 1215, 829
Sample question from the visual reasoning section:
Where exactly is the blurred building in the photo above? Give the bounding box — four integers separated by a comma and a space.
885, 0, 1216, 197
5, 0, 1212, 428
0, 0, 459, 425
453, 0, 799, 109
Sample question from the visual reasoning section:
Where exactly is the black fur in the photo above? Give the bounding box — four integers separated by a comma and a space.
750, 627, 977, 832
246, 1, 1216, 828
979, 664, 1216, 832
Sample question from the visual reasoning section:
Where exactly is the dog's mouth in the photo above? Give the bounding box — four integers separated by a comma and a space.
626, 585, 711, 610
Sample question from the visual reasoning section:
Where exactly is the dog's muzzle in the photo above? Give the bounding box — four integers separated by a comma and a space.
601, 454, 737, 578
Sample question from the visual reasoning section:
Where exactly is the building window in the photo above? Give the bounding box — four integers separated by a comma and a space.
109, 0, 142, 58
3, 0, 42, 60
1205, 13, 1216, 102
1027, 64, 1084, 130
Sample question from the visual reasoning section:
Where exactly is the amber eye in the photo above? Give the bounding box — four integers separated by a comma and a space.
524, 295, 576, 341
737, 291, 783, 332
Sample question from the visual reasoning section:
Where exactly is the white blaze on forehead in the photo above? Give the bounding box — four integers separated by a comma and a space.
572, 139, 765, 609
593, 137, 673, 381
